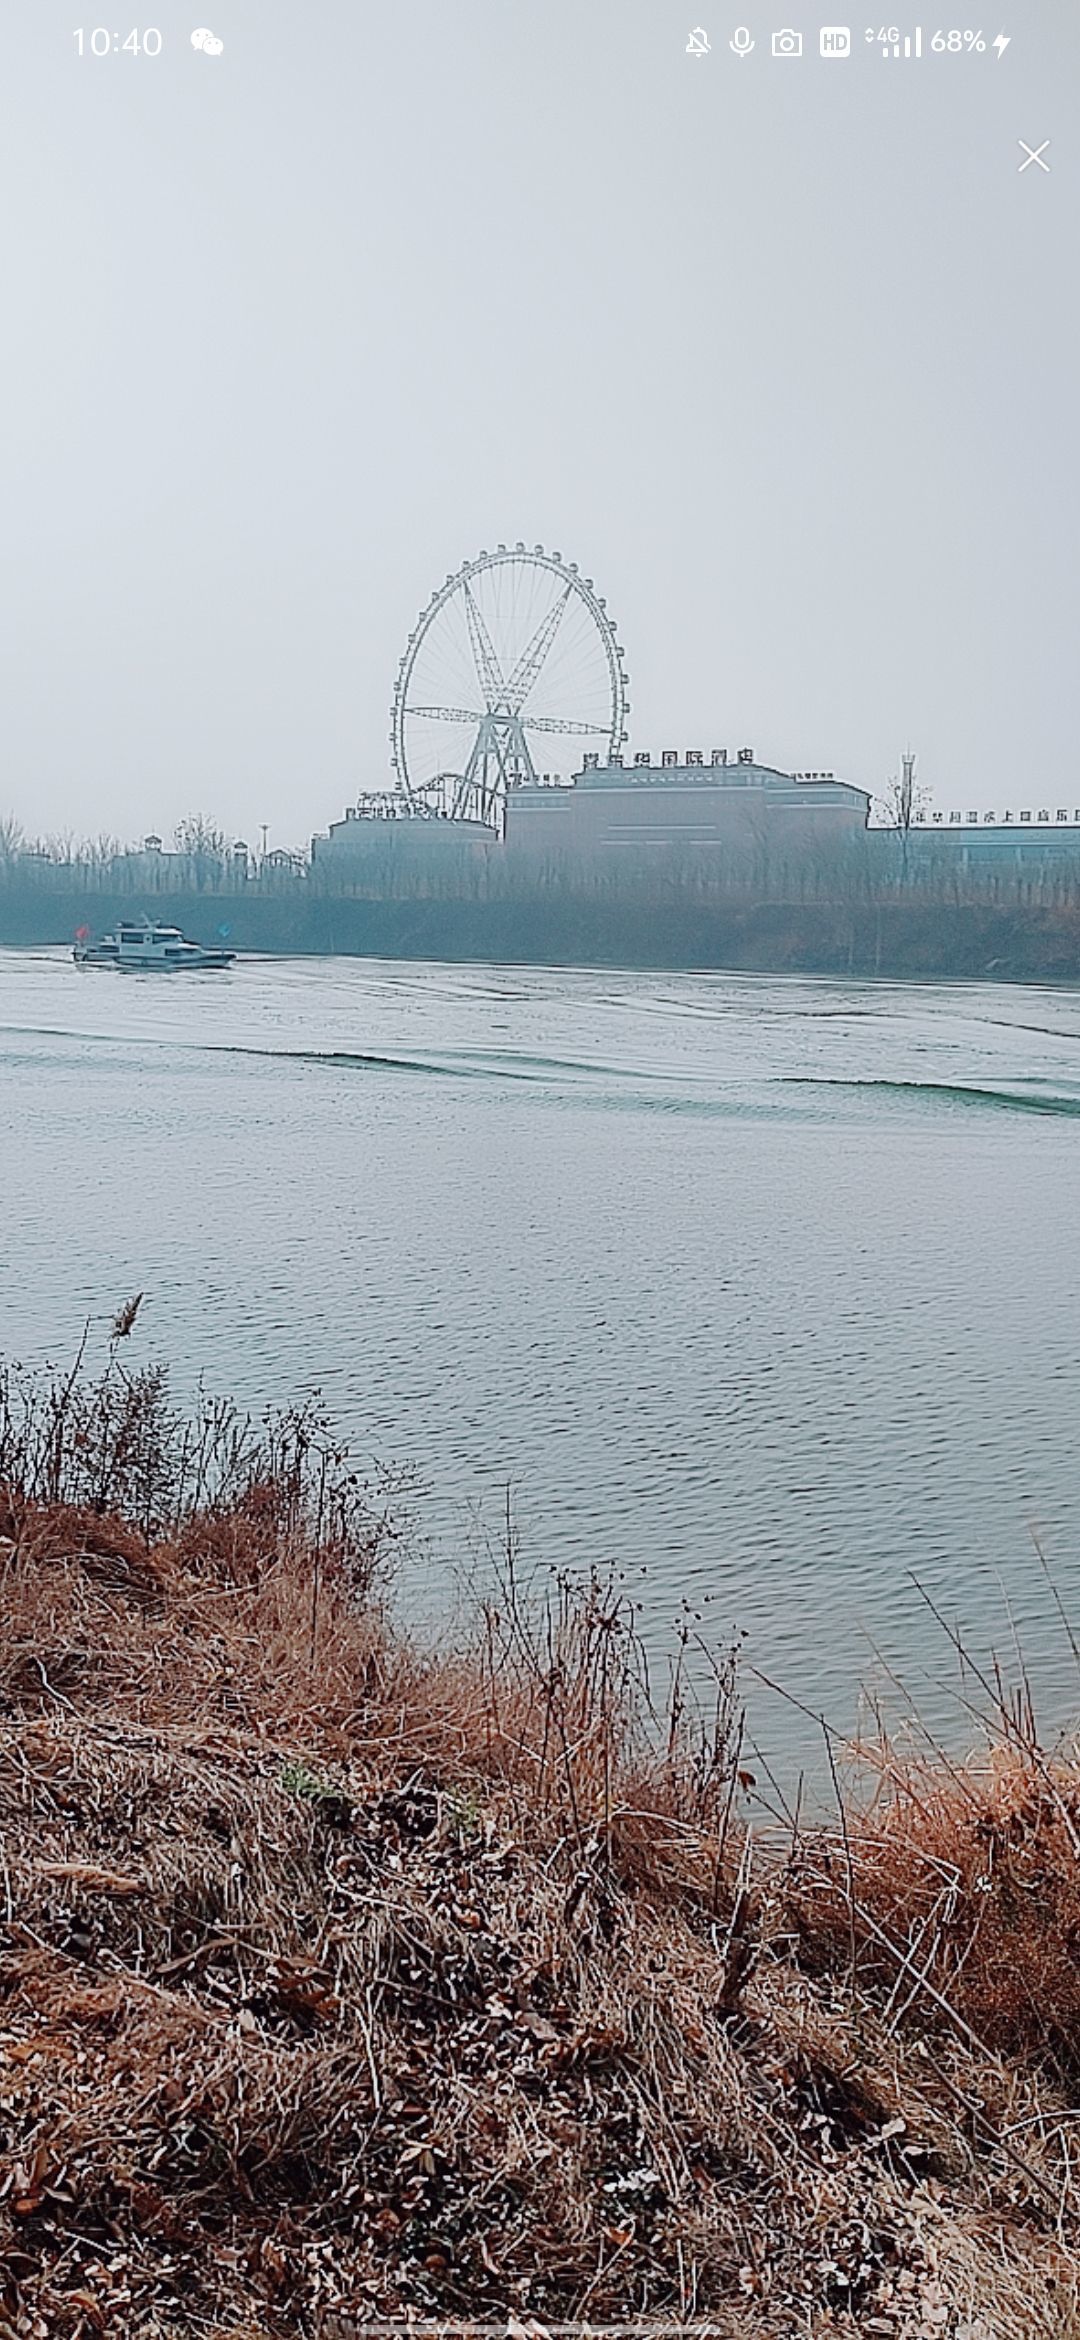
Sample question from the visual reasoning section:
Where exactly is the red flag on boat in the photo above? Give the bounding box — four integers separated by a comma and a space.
75, 925, 90, 942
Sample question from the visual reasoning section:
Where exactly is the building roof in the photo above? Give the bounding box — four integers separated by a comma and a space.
514, 752, 869, 810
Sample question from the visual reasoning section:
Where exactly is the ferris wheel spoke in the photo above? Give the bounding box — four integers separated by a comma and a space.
522, 715, 611, 736
504, 587, 571, 714
463, 585, 506, 706
409, 704, 483, 724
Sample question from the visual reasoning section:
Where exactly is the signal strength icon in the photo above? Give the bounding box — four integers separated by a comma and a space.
878, 25, 923, 57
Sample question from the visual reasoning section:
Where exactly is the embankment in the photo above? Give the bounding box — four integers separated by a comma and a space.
0, 1355, 1077, 2337
4, 882, 1080, 980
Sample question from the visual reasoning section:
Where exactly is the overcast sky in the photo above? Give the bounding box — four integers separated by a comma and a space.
0, 2, 1075, 847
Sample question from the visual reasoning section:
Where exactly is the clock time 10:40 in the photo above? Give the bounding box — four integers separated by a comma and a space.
73, 28, 163, 55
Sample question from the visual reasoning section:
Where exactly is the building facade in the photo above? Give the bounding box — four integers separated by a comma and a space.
310, 762, 1080, 902
905, 808, 1080, 873
504, 749, 871, 879
311, 802, 493, 891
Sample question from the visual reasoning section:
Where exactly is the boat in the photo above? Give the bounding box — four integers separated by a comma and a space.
72, 918, 236, 971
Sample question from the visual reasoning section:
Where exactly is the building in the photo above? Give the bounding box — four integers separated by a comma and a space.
504, 749, 871, 879
109, 835, 253, 888
904, 808, 1080, 874
311, 800, 494, 891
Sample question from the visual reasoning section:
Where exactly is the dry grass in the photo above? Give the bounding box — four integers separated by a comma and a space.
0, 1356, 1077, 2338
785, 1737, 1080, 2077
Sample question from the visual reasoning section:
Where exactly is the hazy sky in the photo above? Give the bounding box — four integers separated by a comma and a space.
1, 2, 1075, 846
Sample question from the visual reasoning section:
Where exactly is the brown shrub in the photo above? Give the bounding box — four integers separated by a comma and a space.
785, 1739, 1080, 2081
0, 1365, 1076, 2335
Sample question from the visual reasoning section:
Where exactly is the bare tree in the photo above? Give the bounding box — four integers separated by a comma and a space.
0, 813, 25, 867
877, 750, 930, 879
174, 814, 228, 859
173, 814, 228, 889
83, 832, 122, 872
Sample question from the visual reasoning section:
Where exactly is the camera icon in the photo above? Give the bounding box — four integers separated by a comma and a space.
771, 27, 803, 54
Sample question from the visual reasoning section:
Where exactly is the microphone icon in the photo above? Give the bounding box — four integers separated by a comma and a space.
730, 25, 755, 53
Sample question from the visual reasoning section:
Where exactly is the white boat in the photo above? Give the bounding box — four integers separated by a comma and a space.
72, 918, 236, 971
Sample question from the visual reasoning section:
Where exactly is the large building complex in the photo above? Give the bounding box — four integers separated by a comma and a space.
506, 749, 870, 873
311, 748, 871, 888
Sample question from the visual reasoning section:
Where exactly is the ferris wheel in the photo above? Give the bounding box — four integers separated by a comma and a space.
390, 544, 630, 828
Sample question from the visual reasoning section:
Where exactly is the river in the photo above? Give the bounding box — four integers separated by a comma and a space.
3, 946, 1079, 1784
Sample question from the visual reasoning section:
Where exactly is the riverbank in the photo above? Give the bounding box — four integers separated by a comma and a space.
4, 884, 1080, 981
0, 1358, 1077, 2337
